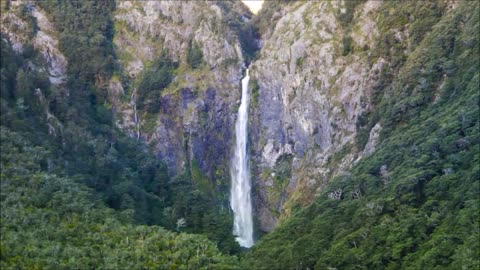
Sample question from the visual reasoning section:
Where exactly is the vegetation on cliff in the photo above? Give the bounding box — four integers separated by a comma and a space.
0, 128, 239, 269
244, 1, 479, 269
1, 0, 478, 269
1, 1, 241, 267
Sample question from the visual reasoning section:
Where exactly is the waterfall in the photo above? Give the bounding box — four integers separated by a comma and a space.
130, 88, 140, 140
230, 69, 254, 248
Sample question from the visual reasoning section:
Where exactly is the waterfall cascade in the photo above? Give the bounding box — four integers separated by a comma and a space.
230, 69, 254, 248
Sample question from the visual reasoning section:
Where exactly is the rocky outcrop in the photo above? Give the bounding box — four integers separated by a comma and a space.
30, 6, 67, 85
110, 1, 249, 182
1, 1, 67, 139
1, 5, 29, 52
1, 0, 251, 190
1, 1, 67, 85
249, 1, 389, 231
361, 123, 382, 158
113, 1, 244, 77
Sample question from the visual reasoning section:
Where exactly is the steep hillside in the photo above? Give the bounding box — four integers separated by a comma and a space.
247, 0, 475, 233
0, 128, 239, 269
1, 0, 478, 269
0, 0, 248, 257
250, 0, 386, 231
111, 0, 248, 181
107, 0, 258, 252
245, 0, 479, 268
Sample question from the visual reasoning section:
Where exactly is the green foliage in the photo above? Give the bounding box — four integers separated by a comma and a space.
16, 4, 38, 39
0, 128, 240, 269
166, 170, 241, 255
2, 1, 478, 269
187, 42, 204, 69
250, 78, 260, 107
263, 154, 293, 217
342, 35, 353, 56
1, 0, 238, 266
337, 1, 365, 57
337, 0, 366, 27
0, 36, 51, 132
0, 37, 21, 103
371, 1, 447, 70
1, 3, 239, 259
2, 0, 11, 11
137, 53, 177, 113
295, 57, 305, 68
37, 0, 115, 89
245, 2, 480, 269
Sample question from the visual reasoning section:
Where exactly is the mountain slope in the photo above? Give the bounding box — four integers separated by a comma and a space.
246, 0, 478, 235
0, 127, 239, 269
1, 0, 478, 269
0, 0, 244, 257
244, 1, 479, 268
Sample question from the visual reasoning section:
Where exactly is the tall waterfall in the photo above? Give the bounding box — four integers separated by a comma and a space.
230, 69, 254, 248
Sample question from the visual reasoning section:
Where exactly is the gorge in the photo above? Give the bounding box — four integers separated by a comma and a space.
0, 0, 478, 269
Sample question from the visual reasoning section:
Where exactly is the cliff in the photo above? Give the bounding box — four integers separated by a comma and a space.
1, 0, 476, 239
110, 1, 251, 188
247, 0, 468, 232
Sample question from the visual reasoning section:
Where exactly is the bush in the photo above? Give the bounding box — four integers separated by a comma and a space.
137, 54, 177, 113
0, 128, 240, 269
342, 35, 353, 56
187, 41, 204, 69
245, 2, 480, 269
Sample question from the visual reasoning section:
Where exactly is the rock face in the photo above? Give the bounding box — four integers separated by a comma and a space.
0, 0, 250, 201
110, 0, 248, 184
2, 0, 454, 234
108, 2, 362, 232
1, 1, 67, 85
113, 1, 245, 78
30, 6, 67, 85
249, 1, 390, 231
1, 1, 67, 137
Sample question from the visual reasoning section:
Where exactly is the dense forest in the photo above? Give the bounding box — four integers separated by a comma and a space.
1, 1, 240, 268
244, 1, 479, 269
1, 0, 479, 269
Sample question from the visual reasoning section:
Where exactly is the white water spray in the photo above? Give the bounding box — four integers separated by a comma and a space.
230, 69, 254, 248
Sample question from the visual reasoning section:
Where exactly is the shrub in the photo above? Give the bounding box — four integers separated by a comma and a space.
187, 41, 204, 69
